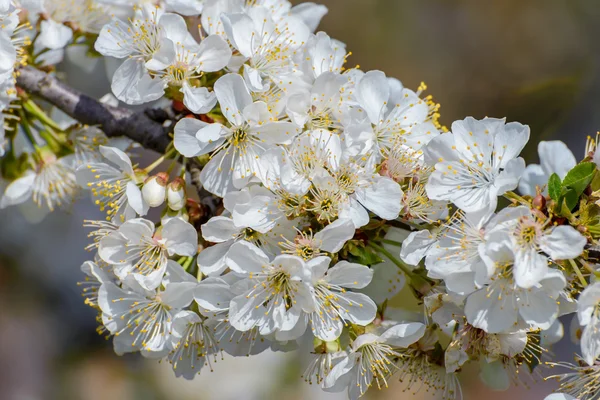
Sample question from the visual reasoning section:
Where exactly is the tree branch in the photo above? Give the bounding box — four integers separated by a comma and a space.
15, 66, 171, 154
15, 66, 218, 222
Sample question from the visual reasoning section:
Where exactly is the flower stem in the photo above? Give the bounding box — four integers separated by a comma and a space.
504, 191, 529, 206
381, 239, 403, 247
569, 259, 588, 288
369, 242, 414, 279
23, 99, 63, 132
145, 147, 177, 173
18, 108, 38, 146
182, 256, 194, 271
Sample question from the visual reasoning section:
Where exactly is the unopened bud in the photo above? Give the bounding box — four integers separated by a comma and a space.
167, 177, 186, 211
532, 193, 546, 210
142, 172, 168, 207
187, 199, 203, 223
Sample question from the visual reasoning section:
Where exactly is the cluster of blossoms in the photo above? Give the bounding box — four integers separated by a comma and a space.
3, 1, 600, 399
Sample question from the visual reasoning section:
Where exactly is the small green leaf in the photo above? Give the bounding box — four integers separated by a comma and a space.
348, 244, 383, 265
548, 173, 562, 201
562, 189, 578, 213
590, 170, 600, 192
562, 162, 596, 195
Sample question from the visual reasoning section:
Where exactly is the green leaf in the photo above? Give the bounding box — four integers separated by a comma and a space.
562, 189, 578, 213
548, 173, 562, 201
590, 170, 600, 192
348, 244, 383, 266
563, 162, 596, 196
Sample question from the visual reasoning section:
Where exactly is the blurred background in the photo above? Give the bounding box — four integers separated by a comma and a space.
1, 0, 597, 398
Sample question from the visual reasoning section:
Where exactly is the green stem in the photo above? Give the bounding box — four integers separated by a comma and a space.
180, 158, 187, 178
23, 99, 63, 132
381, 239, 403, 247
145, 147, 177, 173
18, 108, 38, 147
182, 256, 194, 271
504, 191, 529, 206
582, 260, 600, 279
369, 242, 415, 279
166, 157, 179, 175
569, 259, 588, 288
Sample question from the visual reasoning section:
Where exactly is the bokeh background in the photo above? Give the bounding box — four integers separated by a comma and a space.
1, 0, 598, 399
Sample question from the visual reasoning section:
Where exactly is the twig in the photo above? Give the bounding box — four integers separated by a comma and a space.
15, 66, 172, 154
15, 66, 220, 218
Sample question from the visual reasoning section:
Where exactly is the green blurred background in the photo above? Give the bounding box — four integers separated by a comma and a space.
1, 0, 597, 398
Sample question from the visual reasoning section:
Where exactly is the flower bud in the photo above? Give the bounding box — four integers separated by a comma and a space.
167, 177, 186, 211
187, 199, 203, 224
532, 193, 546, 210
142, 172, 168, 207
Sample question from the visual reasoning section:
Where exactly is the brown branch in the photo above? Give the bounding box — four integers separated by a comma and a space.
15, 66, 218, 221
15, 66, 172, 154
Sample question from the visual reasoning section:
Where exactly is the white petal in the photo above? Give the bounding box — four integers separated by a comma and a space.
161, 281, 197, 308
196, 241, 232, 276
0, 32, 16, 73
163, 218, 198, 256
181, 83, 217, 114
400, 230, 435, 266
0, 172, 34, 208
578, 282, 600, 326
99, 145, 134, 175
465, 285, 518, 333
160, 13, 191, 44
544, 395, 576, 400
493, 157, 526, 195
356, 70, 388, 124
38, 20, 72, 50
98, 232, 129, 265
165, 0, 203, 16
111, 58, 165, 105
493, 121, 530, 169
197, 34, 232, 72
119, 218, 154, 242
339, 196, 369, 228
226, 240, 270, 274
243, 65, 268, 92
290, 3, 328, 32
314, 218, 355, 253
538, 140, 576, 178
340, 292, 377, 325
220, 12, 256, 58
199, 148, 236, 197
513, 248, 548, 289
94, 19, 131, 58
479, 360, 510, 391
358, 259, 405, 303
325, 261, 373, 289
380, 322, 426, 348
518, 287, 559, 330
581, 316, 600, 366
194, 277, 233, 314
214, 73, 252, 127
145, 38, 176, 71
173, 117, 207, 157
540, 225, 586, 260
518, 164, 547, 197
126, 181, 149, 216
354, 176, 402, 220
201, 216, 240, 242
422, 132, 460, 166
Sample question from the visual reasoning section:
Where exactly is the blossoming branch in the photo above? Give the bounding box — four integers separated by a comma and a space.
0, 1, 597, 399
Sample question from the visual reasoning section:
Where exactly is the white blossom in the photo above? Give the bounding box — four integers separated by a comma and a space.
519, 140, 576, 196
425, 117, 529, 214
